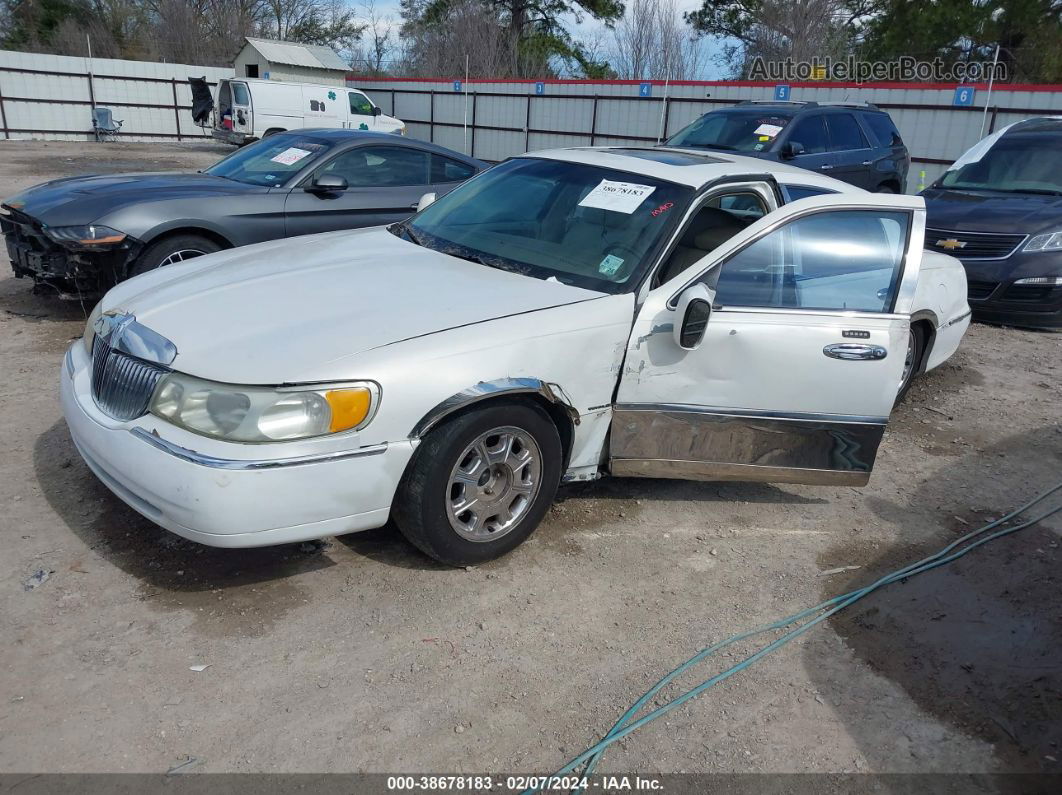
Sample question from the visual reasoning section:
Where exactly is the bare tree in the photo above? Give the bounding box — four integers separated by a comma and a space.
609, 0, 706, 80
350, 0, 395, 74
399, 0, 516, 77
687, 0, 855, 78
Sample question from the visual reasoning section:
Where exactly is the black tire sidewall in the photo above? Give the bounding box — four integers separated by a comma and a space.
896, 324, 926, 403
130, 235, 220, 278
393, 403, 562, 566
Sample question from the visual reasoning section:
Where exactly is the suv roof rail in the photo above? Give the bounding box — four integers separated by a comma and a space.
734, 99, 882, 111
736, 100, 816, 107
816, 100, 881, 110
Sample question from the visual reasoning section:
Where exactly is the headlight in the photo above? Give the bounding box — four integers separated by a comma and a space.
149, 373, 378, 443
83, 301, 103, 355
1023, 231, 1062, 253
394, 125, 407, 136
45, 224, 127, 248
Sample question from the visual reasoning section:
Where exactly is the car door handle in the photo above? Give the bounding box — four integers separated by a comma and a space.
823, 343, 887, 361
862, 160, 873, 165
819, 164, 833, 170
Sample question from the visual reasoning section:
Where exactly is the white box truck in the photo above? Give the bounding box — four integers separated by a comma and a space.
207, 78, 406, 144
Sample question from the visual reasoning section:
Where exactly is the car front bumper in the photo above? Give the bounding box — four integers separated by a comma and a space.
61, 343, 415, 547
958, 251, 1062, 330
2, 210, 141, 296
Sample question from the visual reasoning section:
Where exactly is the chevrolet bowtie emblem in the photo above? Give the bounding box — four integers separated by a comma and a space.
936, 238, 966, 250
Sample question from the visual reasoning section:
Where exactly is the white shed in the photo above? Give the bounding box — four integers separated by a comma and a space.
233, 38, 349, 86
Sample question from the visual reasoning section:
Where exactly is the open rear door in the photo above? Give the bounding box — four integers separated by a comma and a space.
611, 192, 926, 486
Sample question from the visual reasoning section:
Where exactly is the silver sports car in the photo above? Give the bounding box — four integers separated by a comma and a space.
1, 129, 485, 298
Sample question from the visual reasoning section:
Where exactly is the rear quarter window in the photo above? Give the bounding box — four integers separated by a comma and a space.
861, 113, 903, 147
782, 185, 839, 202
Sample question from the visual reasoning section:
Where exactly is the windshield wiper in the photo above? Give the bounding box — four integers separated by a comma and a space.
392, 220, 424, 246
448, 250, 530, 275
677, 142, 737, 151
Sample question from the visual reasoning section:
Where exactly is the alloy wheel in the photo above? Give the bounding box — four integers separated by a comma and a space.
445, 426, 542, 542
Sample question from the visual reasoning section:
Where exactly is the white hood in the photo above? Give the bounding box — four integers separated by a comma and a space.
104, 227, 603, 383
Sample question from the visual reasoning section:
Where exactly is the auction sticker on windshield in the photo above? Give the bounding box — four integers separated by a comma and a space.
270, 147, 313, 166
754, 123, 784, 138
579, 180, 656, 214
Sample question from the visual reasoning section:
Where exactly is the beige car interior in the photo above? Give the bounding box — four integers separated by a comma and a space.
655, 191, 768, 286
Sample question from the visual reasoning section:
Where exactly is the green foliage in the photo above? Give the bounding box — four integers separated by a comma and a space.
685, 0, 1062, 82
859, 0, 1062, 82
2, 0, 90, 49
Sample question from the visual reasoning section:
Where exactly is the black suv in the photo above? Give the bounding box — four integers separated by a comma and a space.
921, 117, 1062, 329
664, 101, 910, 193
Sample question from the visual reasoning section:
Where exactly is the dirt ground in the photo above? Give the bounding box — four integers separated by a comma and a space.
0, 141, 1059, 779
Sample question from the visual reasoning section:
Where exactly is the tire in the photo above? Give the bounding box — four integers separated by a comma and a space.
392, 402, 562, 566
262, 128, 285, 138
129, 234, 221, 277
896, 324, 926, 404
875, 183, 898, 194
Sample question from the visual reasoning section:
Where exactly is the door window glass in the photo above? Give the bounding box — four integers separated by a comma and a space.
709, 210, 909, 312
232, 82, 250, 105
827, 114, 869, 151
349, 92, 374, 116
320, 145, 430, 187
431, 155, 477, 183
786, 116, 828, 154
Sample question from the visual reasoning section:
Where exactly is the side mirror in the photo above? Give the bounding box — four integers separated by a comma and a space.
308, 173, 347, 192
416, 192, 437, 212
372, 106, 383, 117
673, 283, 715, 351
780, 141, 805, 159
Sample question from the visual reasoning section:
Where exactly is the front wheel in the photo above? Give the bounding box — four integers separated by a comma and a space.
392, 403, 562, 566
129, 234, 220, 278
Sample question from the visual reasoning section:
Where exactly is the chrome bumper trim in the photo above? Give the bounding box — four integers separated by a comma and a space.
130, 427, 388, 470
613, 403, 887, 426
942, 309, 972, 329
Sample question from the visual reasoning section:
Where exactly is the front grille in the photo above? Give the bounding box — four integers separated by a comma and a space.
966, 280, 999, 300
90, 336, 169, 421
925, 228, 1026, 259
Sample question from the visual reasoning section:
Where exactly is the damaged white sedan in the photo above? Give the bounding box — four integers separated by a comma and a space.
62, 147, 970, 565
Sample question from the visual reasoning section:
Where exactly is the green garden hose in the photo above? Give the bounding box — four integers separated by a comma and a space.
525, 479, 1062, 793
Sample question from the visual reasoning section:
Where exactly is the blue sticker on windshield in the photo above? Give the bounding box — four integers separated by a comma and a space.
599, 254, 624, 276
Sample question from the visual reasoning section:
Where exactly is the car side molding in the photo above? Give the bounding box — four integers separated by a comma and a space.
410, 377, 579, 440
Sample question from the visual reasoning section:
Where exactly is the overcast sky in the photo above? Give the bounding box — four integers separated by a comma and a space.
357, 0, 728, 80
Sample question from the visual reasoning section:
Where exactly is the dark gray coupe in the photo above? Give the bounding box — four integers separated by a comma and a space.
1, 130, 485, 297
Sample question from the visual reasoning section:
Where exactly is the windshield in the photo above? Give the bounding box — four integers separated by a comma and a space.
205, 134, 332, 187
666, 110, 793, 152
940, 134, 1062, 195
402, 158, 693, 293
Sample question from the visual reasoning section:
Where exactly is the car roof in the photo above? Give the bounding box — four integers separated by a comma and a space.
279, 128, 486, 165
526, 146, 864, 193
1005, 116, 1062, 135
714, 102, 885, 115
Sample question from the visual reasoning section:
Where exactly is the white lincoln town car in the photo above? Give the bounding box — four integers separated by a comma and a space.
62, 147, 970, 565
